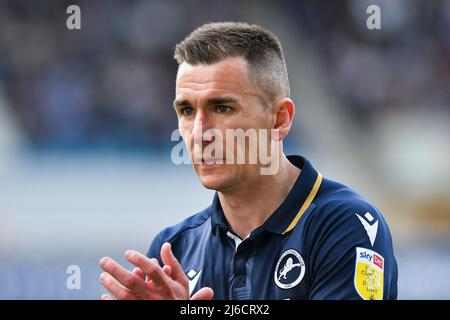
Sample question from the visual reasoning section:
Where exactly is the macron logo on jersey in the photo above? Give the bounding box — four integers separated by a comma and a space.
355, 212, 378, 246
187, 269, 202, 296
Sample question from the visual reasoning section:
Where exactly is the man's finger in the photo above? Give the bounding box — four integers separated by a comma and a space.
160, 242, 188, 288
99, 272, 139, 300
162, 265, 172, 277
101, 293, 113, 300
125, 250, 169, 287
99, 257, 149, 297
132, 267, 145, 279
191, 287, 214, 300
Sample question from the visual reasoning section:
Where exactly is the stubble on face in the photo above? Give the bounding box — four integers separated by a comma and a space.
175, 57, 274, 193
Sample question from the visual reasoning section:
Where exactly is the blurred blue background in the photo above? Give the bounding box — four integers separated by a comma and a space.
0, 0, 449, 299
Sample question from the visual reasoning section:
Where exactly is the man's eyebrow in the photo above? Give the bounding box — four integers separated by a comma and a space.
206, 97, 238, 105
173, 99, 191, 109
173, 97, 239, 109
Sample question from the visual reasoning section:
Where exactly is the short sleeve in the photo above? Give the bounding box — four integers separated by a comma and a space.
306, 199, 398, 300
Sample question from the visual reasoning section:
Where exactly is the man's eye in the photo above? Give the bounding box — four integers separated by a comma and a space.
216, 105, 232, 113
181, 107, 194, 116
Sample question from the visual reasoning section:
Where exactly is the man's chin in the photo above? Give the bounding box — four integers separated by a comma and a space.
198, 174, 234, 192
199, 178, 226, 191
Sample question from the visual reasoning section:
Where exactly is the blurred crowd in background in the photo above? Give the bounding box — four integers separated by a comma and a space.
291, 1, 449, 124
0, 0, 448, 150
0, 0, 449, 299
0, 0, 244, 150
0, 0, 450, 149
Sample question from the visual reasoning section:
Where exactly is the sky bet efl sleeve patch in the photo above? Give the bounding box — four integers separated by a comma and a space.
354, 247, 384, 300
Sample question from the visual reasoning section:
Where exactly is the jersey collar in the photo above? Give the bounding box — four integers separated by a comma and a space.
210, 155, 322, 236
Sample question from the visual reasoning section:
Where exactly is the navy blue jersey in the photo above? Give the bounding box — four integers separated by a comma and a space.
147, 155, 398, 300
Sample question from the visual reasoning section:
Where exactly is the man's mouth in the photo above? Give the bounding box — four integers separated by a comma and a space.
201, 158, 224, 167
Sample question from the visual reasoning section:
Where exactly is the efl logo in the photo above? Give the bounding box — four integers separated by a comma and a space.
373, 254, 383, 269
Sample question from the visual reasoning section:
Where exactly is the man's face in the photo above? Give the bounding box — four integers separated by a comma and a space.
174, 56, 274, 192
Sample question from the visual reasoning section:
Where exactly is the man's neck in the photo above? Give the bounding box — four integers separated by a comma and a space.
217, 155, 301, 239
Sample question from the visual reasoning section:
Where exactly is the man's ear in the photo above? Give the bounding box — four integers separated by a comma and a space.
272, 98, 295, 141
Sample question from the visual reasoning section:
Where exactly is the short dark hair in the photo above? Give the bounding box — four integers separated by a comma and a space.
174, 22, 290, 102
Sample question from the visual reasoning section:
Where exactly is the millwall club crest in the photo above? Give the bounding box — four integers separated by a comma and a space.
274, 249, 305, 289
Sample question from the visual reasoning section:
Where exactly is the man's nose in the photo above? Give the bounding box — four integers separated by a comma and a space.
192, 111, 214, 143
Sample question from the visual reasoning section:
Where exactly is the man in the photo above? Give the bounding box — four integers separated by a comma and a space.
99, 22, 398, 300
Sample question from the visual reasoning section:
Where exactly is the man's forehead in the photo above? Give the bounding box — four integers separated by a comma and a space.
176, 57, 251, 88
